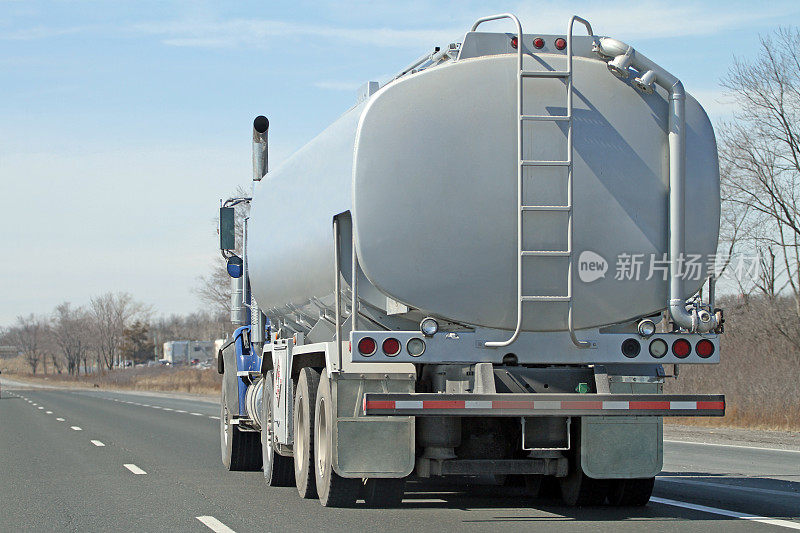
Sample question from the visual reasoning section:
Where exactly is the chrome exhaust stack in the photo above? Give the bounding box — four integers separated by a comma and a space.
252, 115, 269, 181
596, 38, 718, 333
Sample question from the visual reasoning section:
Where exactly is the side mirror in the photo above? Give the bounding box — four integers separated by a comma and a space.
219, 207, 235, 250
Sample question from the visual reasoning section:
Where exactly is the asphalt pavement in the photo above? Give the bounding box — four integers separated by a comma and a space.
1, 382, 798, 533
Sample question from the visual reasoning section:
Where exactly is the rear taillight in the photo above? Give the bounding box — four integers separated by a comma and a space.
510, 36, 518, 49
649, 338, 668, 358
672, 339, 691, 358
533, 37, 544, 49
621, 338, 641, 358
358, 337, 377, 356
555, 37, 567, 50
382, 338, 401, 356
696, 339, 715, 358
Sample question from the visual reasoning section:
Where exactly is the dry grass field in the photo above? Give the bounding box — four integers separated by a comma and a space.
666, 296, 800, 431
2, 359, 221, 396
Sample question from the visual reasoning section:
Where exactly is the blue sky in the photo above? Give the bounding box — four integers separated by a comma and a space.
1, 1, 799, 325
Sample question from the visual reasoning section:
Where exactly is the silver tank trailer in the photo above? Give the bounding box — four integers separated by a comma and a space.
248, 33, 719, 333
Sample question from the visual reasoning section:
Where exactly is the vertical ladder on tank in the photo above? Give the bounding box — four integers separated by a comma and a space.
470, 14, 595, 349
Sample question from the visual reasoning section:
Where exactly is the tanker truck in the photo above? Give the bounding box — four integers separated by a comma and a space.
216, 13, 725, 508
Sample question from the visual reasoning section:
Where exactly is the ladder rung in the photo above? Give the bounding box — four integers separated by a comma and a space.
521, 70, 570, 78
521, 205, 571, 212
521, 115, 570, 122
522, 295, 571, 302
521, 250, 571, 257
521, 160, 570, 167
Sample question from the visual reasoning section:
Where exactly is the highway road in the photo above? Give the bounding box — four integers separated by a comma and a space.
1, 382, 798, 532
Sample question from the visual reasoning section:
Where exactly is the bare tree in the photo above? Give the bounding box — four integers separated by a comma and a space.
90, 292, 150, 370
718, 27, 800, 346
51, 303, 91, 375
10, 314, 46, 374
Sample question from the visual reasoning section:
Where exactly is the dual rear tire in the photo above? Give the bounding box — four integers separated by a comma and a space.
293, 367, 406, 507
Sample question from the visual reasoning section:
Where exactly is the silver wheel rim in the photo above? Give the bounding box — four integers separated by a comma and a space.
317, 396, 328, 477
296, 393, 305, 466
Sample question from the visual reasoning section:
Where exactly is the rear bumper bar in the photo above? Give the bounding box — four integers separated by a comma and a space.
363, 393, 725, 417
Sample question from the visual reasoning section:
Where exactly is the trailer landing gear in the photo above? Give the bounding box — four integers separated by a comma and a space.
262, 371, 294, 486
220, 385, 261, 471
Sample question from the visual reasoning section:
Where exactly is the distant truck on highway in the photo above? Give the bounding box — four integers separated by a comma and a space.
216, 13, 725, 508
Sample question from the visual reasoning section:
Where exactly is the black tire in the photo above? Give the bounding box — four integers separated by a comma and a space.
314, 372, 361, 507
559, 463, 610, 506
262, 371, 295, 487
294, 367, 320, 499
607, 477, 655, 507
220, 382, 262, 471
363, 478, 406, 508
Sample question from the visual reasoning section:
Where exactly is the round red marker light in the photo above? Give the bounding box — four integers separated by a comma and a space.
696, 339, 715, 358
533, 37, 544, 49
672, 339, 691, 358
510, 36, 518, 49
555, 38, 567, 50
358, 337, 376, 356
382, 338, 401, 356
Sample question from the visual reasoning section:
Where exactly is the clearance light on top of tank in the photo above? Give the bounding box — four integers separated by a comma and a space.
420, 318, 439, 337
554, 38, 567, 50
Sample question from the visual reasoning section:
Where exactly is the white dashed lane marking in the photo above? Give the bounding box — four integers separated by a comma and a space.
191, 412, 203, 416
196, 516, 237, 533
123, 464, 147, 475
70, 426, 82, 431
56, 418, 65, 422
46, 411, 52, 414
91, 440, 105, 447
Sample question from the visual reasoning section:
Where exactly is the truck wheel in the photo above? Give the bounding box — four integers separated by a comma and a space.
559, 464, 609, 506
262, 371, 295, 487
314, 372, 361, 507
363, 478, 406, 508
220, 383, 262, 471
607, 477, 655, 506
294, 367, 320, 498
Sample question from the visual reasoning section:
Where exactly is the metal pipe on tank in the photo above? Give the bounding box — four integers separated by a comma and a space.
597, 38, 717, 333
252, 115, 269, 181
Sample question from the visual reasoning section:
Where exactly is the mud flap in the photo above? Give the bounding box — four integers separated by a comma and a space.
580, 416, 662, 479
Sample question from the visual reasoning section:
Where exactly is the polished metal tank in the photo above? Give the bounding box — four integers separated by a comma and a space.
248, 33, 719, 333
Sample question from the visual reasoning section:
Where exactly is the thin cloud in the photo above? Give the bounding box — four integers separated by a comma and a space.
133, 19, 459, 49
512, 1, 797, 39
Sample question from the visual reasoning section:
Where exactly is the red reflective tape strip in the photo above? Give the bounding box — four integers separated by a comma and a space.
492, 400, 537, 410
562, 401, 603, 410
630, 401, 671, 410
697, 401, 725, 410
423, 400, 465, 409
365, 400, 395, 410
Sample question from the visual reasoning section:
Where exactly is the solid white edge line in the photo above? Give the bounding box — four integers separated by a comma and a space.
191, 412, 203, 416
209, 415, 220, 420
91, 440, 105, 447
70, 426, 82, 431
196, 516, 237, 533
658, 477, 800, 498
651, 497, 800, 530
665, 439, 800, 454
123, 464, 147, 475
